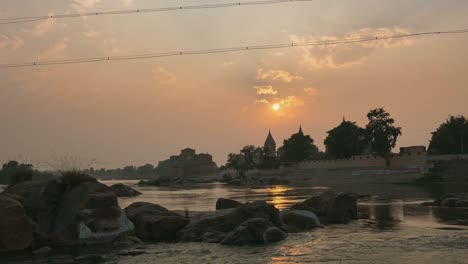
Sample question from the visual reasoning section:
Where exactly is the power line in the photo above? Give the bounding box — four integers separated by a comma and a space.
1, 29, 467, 69
0, 0, 313, 25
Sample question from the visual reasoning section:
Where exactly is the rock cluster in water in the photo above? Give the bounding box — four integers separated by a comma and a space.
0, 177, 358, 254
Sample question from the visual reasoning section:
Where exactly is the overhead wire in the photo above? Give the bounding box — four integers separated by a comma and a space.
0, 0, 313, 25
1, 29, 467, 69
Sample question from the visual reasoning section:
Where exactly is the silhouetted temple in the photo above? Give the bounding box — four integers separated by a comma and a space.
264, 130, 277, 157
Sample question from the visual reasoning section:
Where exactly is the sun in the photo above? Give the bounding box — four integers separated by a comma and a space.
272, 103, 280, 111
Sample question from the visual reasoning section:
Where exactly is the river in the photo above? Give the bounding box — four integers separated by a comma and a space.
1, 181, 468, 263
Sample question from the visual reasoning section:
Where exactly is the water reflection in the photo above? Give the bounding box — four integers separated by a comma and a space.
101, 180, 468, 230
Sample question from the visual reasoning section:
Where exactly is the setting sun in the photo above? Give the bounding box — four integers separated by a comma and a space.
272, 103, 280, 111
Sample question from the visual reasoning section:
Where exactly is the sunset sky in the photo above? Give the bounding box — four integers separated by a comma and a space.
1, 0, 468, 168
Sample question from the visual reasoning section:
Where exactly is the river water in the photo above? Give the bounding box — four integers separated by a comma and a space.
106, 180, 468, 264
1, 181, 468, 263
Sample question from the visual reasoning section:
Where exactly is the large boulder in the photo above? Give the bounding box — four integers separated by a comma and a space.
110, 184, 141, 198
0, 194, 35, 252
280, 209, 321, 231
3, 174, 133, 247
221, 218, 286, 245
124, 202, 189, 242
179, 200, 283, 242
263, 227, 288, 243
291, 191, 357, 224
215, 198, 242, 210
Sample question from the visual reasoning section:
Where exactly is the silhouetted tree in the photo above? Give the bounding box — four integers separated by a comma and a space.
226, 153, 249, 176
429, 115, 468, 154
365, 108, 402, 164
137, 164, 155, 177
324, 119, 368, 159
280, 126, 319, 164
0, 161, 34, 185
122, 165, 137, 177
240, 145, 257, 170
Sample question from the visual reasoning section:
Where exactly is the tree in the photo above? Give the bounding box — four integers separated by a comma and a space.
240, 145, 257, 170
225, 153, 249, 176
365, 108, 402, 164
137, 164, 155, 177
122, 165, 137, 177
324, 119, 368, 159
429, 115, 468, 154
0, 161, 34, 185
280, 127, 319, 163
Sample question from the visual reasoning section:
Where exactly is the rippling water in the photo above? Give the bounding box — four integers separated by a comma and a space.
100, 180, 468, 264
2, 181, 468, 263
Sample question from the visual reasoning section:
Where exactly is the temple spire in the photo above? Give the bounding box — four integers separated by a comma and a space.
264, 129, 277, 157
298, 125, 303, 135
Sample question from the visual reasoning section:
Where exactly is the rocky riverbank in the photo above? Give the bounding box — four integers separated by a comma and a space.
0, 174, 358, 258
3, 175, 468, 264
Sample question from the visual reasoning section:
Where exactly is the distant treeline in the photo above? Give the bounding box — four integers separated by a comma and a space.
83, 164, 157, 180
0, 161, 55, 185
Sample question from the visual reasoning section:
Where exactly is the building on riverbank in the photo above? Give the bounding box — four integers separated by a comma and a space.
155, 148, 219, 180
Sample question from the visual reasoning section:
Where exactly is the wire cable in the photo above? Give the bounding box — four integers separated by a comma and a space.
0, 0, 313, 25
1, 29, 467, 69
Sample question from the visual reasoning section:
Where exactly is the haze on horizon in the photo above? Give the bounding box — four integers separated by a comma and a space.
1, 0, 468, 168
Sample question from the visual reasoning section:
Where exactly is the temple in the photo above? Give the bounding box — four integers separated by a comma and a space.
264, 130, 277, 157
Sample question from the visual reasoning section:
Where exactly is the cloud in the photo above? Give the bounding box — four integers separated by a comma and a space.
255, 85, 278, 95
72, 0, 102, 13
27, 17, 56, 36
255, 96, 304, 108
290, 27, 413, 69
256, 68, 302, 82
152, 66, 176, 84
121, 0, 134, 7
0, 34, 24, 51
303, 87, 318, 96
255, 99, 270, 104
223, 61, 234, 67
38, 38, 68, 60
81, 30, 98, 38
276, 96, 304, 107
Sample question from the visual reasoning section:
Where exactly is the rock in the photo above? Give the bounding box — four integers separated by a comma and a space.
421, 194, 468, 208
32, 246, 52, 255
221, 218, 272, 245
441, 197, 468, 207
137, 180, 160, 186
124, 202, 189, 242
74, 254, 105, 264
110, 183, 142, 197
215, 198, 243, 210
119, 249, 146, 256
280, 209, 321, 230
291, 191, 357, 224
226, 179, 242, 185
179, 200, 282, 242
3, 174, 133, 247
263, 227, 287, 243
0, 194, 35, 252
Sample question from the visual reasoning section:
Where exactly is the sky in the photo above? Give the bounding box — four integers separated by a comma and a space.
1, 0, 468, 169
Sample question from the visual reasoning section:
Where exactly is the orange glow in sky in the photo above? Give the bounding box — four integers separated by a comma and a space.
272, 103, 281, 111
